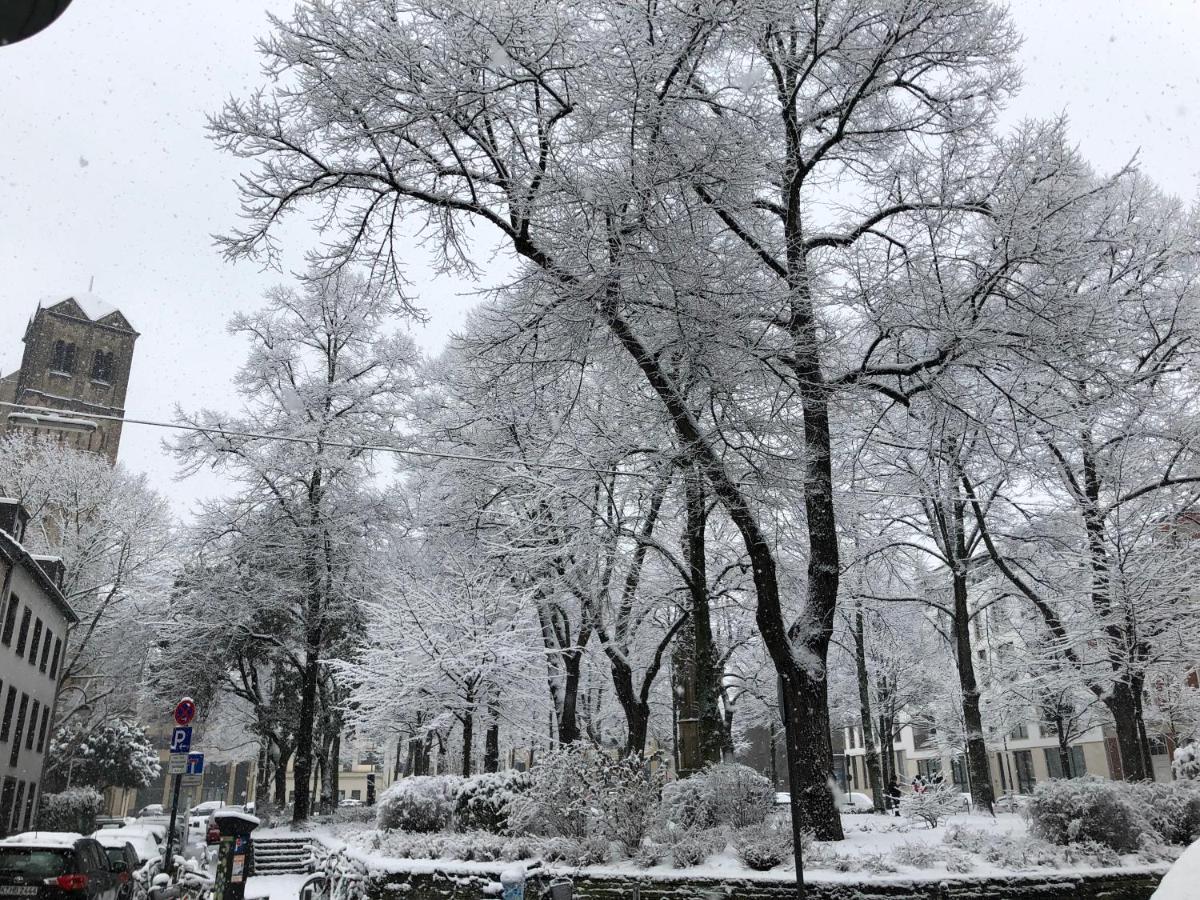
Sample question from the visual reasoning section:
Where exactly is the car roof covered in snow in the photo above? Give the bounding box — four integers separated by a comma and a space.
1, 832, 82, 848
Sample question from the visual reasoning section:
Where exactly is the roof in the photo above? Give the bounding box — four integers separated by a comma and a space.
0, 529, 79, 625
36, 293, 136, 333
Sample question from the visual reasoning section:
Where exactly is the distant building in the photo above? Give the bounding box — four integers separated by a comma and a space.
0, 499, 78, 834
0, 294, 138, 464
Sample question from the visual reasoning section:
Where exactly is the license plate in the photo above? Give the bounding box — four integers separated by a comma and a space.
0, 887, 38, 895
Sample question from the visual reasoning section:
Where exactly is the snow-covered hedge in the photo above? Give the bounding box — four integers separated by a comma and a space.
377, 775, 463, 832
37, 787, 105, 833
659, 762, 773, 830
899, 784, 962, 828
453, 770, 532, 834
1027, 777, 1149, 852
507, 746, 664, 847
1129, 781, 1200, 846
731, 821, 793, 871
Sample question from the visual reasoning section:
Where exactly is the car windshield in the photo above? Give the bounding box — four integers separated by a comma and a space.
0, 849, 72, 878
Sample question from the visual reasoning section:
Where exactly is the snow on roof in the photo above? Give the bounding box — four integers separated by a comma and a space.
1, 832, 81, 848
37, 292, 132, 328
212, 809, 260, 828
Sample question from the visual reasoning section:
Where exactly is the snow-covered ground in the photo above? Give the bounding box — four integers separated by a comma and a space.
244, 873, 311, 900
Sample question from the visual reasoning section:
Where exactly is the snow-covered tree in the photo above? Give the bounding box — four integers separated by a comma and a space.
45, 718, 160, 793
171, 271, 418, 823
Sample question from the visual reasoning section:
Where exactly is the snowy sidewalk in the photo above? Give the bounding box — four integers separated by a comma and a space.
244, 874, 311, 900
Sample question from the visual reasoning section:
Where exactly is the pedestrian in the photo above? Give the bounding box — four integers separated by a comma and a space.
888, 779, 902, 816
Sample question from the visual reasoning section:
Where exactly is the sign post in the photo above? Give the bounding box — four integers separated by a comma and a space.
163, 697, 197, 878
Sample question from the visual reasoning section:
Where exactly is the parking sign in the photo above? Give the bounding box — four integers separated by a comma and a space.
169, 726, 192, 753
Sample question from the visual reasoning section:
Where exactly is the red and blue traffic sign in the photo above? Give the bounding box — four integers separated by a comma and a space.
173, 697, 196, 726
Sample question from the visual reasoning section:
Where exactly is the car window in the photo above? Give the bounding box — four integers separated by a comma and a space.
0, 848, 72, 877
101, 847, 124, 868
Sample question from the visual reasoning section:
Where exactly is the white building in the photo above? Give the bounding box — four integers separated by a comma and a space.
0, 499, 77, 833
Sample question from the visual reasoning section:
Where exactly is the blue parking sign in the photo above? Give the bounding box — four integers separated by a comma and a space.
169, 726, 192, 753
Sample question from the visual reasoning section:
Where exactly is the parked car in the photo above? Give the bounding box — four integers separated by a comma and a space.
90, 831, 160, 876
185, 803, 224, 846
94, 843, 137, 900
840, 791, 876, 813
338, 798, 362, 808
133, 807, 162, 820
0, 833, 121, 900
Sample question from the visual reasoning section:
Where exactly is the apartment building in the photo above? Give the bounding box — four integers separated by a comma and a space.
0, 499, 77, 833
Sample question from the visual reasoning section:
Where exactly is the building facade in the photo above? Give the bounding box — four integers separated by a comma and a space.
1, 294, 138, 463
0, 500, 78, 833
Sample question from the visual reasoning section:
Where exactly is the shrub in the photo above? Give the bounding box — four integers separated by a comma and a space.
891, 840, 941, 869
454, 770, 532, 834
1027, 777, 1149, 853
670, 828, 725, 868
731, 822, 793, 871
1129, 780, 1200, 846
508, 746, 597, 839
37, 788, 104, 833
899, 785, 961, 828
1173, 742, 1200, 781
593, 754, 665, 856
537, 835, 610, 866
632, 842, 665, 868
659, 763, 773, 830
377, 775, 462, 832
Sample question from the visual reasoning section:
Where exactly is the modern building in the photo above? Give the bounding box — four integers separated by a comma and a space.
0, 294, 138, 464
0, 499, 78, 834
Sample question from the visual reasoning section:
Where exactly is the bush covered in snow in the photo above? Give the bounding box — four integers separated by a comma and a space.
1128, 780, 1200, 846
667, 827, 725, 868
37, 787, 105, 833
507, 745, 596, 839
898, 784, 961, 828
659, 763, 773, 830
731, 822, 793, 871
377, 775, 462, 832
593, 754, 665, 855
1173, 742, 1200, 781
454, 770, 532, 834
47, 720, 160, 792
1027, 777, 1148, 852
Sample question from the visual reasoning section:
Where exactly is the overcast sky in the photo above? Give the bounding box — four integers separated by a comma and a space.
2, 0, 1198, 519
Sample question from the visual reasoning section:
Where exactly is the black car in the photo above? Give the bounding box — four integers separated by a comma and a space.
0, 837, 120, 900
96, 845, 137, 900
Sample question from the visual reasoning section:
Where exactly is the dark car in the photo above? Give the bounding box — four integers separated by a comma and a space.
97, 845, 137, 900
0, 836, 121, 900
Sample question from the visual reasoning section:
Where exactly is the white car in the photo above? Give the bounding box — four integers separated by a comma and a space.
840, 791, 876, 812
93, 828, 162, 875
187, 801, 225, 841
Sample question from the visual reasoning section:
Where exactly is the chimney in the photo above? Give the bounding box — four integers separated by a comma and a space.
32, 556, 66, 590
0, 500, 30, 544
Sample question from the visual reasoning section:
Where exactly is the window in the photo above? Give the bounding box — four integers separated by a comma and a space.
49, 638, 61, 679
917, 757, 942, 779
997, 752, 1008, 791
36, 706, 48, 754
1013, 749, 1036, 793
1010, 722, 1029, 740
22, 784, 35, 832
90, 350, 114, 382
0, 777, 15, 836
27, 619, 41, 668
12, 785, 25, 830
950, 756, 968, 789
50, 341, 76, 374
1043, 746, 1087, 779
15, 608, 31, 658
351, 789, 361, 800
38, 633, 50, 673
11, 694, 29, 766
0, 688, 15, 743
1, 597, 19, 646
24, 701, 38, 752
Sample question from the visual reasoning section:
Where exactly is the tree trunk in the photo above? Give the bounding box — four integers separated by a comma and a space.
683, 467, 725, 766
1107, 680, 1152, 781
461, 706, 474, 777
255, 742, 272, 808
484, 695, 500, 774
950, 571, 995, 813
291, 637, 321, 825
559, 647, 584, 744
851, 598, 884, 812
273, 746, 291, 807
328, 730, 341, 810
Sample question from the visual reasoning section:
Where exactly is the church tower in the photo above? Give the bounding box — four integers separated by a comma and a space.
0, 295, 139, 464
